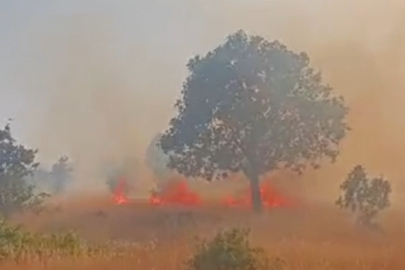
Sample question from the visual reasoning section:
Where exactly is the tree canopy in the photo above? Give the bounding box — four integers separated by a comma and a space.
336, 165, 391, 228
160, 30, 349, 212
0, 123, 48, 218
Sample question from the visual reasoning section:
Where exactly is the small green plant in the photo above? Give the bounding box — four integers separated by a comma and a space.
0, 218, 99, 263
336, 165, 391, 229
186, 228, 284, 270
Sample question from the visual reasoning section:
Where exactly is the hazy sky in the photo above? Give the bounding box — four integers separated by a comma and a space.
0, 0, 371, 144
1, 0, 405, 199
1, 0, 320, 162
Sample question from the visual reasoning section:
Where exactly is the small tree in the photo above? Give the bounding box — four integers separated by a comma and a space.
104, 162, 131, 195
186, 228, 284, 270
105, 167, 123, 193
336, 165, 391, 228
50, 156, 73, 194
0, 123, 48, 218
160, 30, 349, 212
145, 133, 170, 179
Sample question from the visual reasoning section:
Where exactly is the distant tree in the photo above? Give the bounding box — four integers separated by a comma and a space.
145, 133, 170, 179
159, 30, 349, 212
105, 166, 122, 193
29, 168, 51, 191
336, 165, 391, 228
50, 156, 73, 194
104, 159, 134, 195
0, 123, 48, 218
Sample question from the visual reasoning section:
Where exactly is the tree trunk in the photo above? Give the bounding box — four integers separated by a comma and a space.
247, 169, 263, 213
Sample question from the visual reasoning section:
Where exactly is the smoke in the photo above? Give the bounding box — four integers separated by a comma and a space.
289, 1, 405, 204
1, 0, 405, 202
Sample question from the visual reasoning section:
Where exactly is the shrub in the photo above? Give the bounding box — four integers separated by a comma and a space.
0, 218, 97, 263
336, 165, 391, 229
186, 228, 284, 270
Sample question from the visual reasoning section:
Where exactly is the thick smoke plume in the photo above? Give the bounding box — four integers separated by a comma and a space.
1, 0, 405, 204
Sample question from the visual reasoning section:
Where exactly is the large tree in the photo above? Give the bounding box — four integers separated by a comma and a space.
160, 30, 349, 212
0, 123, 48, 218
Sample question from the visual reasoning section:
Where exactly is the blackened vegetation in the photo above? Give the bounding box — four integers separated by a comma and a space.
160, 30, 349, 212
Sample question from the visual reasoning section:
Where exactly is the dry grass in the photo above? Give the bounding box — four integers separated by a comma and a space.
4, 195, 405, 270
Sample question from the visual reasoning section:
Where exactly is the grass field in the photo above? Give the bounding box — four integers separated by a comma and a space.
3, 195, 405, 270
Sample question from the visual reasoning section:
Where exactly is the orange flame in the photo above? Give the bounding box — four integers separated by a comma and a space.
112, 175, 296, 210
113, 178, 129, 205
150, 180, 201, 206
221, 182, 295, 209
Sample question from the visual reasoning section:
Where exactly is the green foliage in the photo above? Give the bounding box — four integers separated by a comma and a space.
28, 156, 73, 195
29, 168, 52, 192
186, 228, 284, 270
160, 30, 349, 211
49, 156, 73, 194
336, 165, 391, 228
0, 123, 49, 218
145, 133, 170, 179
0, 218, 96, 262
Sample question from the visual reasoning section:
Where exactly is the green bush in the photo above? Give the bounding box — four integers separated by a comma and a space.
336, 165, 391, 229
186, 228, 284, 270
0, 218, 98, 262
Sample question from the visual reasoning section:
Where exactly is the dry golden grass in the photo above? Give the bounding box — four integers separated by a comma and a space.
5, 195, 405, 270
